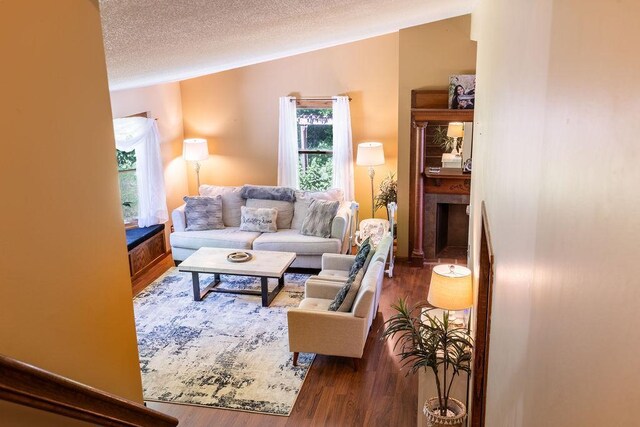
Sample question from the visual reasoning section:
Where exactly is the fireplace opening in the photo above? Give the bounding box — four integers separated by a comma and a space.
435, 203, 469, 259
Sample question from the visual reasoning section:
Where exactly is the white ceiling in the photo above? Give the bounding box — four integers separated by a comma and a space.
100, 0, 474, 91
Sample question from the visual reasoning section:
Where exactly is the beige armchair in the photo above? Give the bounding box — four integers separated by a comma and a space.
287, 235, 392, 368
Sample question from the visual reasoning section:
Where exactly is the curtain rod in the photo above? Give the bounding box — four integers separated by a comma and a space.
289, 97, 352, 102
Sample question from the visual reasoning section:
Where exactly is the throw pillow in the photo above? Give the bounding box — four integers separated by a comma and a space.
199, 185, 245, 227
300, 199, 340, 238
240, 185, 296, 202
328, 271, 356, 311
246, 198, 294, 229
348, 237, 372, 276
292, 189, 345, 229
183, 195, 224, 231
239, 206, 278, 233
337, 268, 366, 312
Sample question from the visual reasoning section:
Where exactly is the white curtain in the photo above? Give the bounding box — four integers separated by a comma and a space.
277, 96, 299, 188
113, 117, 168, 227
332, 96, 354, 201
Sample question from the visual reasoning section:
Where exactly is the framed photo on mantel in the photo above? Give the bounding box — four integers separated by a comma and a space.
449, 75, 476, 110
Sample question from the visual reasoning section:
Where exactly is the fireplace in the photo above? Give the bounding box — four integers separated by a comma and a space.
424, 193, 470, 260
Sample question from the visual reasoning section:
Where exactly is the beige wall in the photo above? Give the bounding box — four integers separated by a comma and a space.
397, 15, 477, 257
179, 34, 399, 220
110, 83, 189, 240
0, 0, 143, 424
470, 0, 640, 425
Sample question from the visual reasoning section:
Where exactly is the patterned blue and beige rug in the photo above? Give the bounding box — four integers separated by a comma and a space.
133, 268, 313, 416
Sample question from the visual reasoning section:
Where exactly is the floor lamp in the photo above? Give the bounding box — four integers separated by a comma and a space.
356, 142, 385, 218
183, 138, 209, 193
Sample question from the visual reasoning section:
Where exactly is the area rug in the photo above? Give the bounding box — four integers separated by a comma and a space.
133, 268, 314, 416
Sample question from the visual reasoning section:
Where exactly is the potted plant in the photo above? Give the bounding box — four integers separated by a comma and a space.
383, 298, 473, 427
374, 172, 397, 222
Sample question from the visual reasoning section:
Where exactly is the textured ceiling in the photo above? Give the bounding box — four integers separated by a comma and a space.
100, 0, 474, 91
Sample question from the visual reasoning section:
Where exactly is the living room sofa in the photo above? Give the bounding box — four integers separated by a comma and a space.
287, 235, 393, 364
170, 185, 352, 269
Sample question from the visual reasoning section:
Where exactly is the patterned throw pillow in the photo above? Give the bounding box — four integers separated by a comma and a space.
337, 268, 366, 312
239, 206, 278, 233
348, 237, 371, 276
184, 195, 224, 231
328, 271, 356, 311
300, 199, 340, 238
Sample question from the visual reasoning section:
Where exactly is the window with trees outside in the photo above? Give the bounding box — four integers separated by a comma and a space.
117, 149, 138, 224
297, 108, 333, 191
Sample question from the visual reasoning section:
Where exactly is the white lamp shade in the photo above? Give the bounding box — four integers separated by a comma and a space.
183, 138, 209, 161
446, 122, 464, 139
427, 264, 472, 310
356, 142, 385, 166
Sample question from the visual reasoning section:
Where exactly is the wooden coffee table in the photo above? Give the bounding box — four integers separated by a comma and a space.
177, 248, 296, 307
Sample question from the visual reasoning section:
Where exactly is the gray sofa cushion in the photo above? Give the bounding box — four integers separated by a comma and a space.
246, 198, 293, 229
199, 185, 245, 227
183, 195, 224, 231
252, 229, 341, 255
240, 185, 296, 202
170, 227, 261, 250
240, 206, 277, 233
300, 199, 340, 238
292, 188, 345, 229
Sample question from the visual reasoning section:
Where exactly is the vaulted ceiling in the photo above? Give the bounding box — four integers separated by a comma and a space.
100, 0, 474, 91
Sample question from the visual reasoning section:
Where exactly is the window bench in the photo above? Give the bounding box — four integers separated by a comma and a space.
125, 224, 166, 279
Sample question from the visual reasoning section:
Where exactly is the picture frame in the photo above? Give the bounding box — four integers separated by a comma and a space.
449, 75, 476, 110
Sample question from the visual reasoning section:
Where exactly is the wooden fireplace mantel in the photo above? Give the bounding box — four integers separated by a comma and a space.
409, 89, 474, 263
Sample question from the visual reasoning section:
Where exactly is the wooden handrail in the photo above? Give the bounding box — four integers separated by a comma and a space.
0, 354, 178, 426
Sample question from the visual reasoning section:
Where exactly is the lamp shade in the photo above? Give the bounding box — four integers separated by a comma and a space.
427, 264, 472, 310
356, 142, 385, 166
446, 122, 464, 139
183, 138, 209, 161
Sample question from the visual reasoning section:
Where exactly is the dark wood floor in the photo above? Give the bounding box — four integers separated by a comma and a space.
135, 257, 433, 427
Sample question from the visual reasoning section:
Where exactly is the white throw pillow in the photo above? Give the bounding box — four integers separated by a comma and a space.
246, 198, 293, 229
239, 206, 278, 233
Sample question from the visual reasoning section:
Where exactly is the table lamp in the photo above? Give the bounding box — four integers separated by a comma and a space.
427, 264, 472, 324
183, 138, 209, 191
446, 122, 464, 156
356, 142, 385, 217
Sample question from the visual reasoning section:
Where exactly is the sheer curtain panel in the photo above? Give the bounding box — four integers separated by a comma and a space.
113, 117, 168, 227
332, 96, 354, 201
278, 96, 299, 188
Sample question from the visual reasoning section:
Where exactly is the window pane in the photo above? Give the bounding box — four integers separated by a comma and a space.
116, 149, 138, 223
297, 108, 333, 150
118, 170, 138, 223
298, 153, 333, 191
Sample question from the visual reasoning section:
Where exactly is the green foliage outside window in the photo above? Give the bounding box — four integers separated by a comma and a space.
116, 149, 138, 223
297, 108, 333, 191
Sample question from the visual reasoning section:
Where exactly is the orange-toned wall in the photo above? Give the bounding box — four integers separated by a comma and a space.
179, 34, 399, 221
397, 15, 477, 257
0, 1, 143, 425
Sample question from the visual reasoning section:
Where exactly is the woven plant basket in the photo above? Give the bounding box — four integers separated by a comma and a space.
423, 397, 466, 427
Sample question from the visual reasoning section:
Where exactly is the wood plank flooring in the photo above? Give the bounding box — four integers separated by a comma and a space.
135, 257, 433, 427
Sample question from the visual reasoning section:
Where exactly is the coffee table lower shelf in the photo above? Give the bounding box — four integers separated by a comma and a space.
187, 271, 285, 307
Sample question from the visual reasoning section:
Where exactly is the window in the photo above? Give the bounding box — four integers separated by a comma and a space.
116, 149, 138, 224
297, 108, 333, 191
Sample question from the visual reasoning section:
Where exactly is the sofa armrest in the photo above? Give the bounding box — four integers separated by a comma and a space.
321, 253, 356, 272
305, 278, 345, 299
330, 201, 351, 242
172, 204, 186, 232
287, 309, 368, 358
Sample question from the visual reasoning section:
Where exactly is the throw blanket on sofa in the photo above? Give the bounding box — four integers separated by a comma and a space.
240, 185, 296, 202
